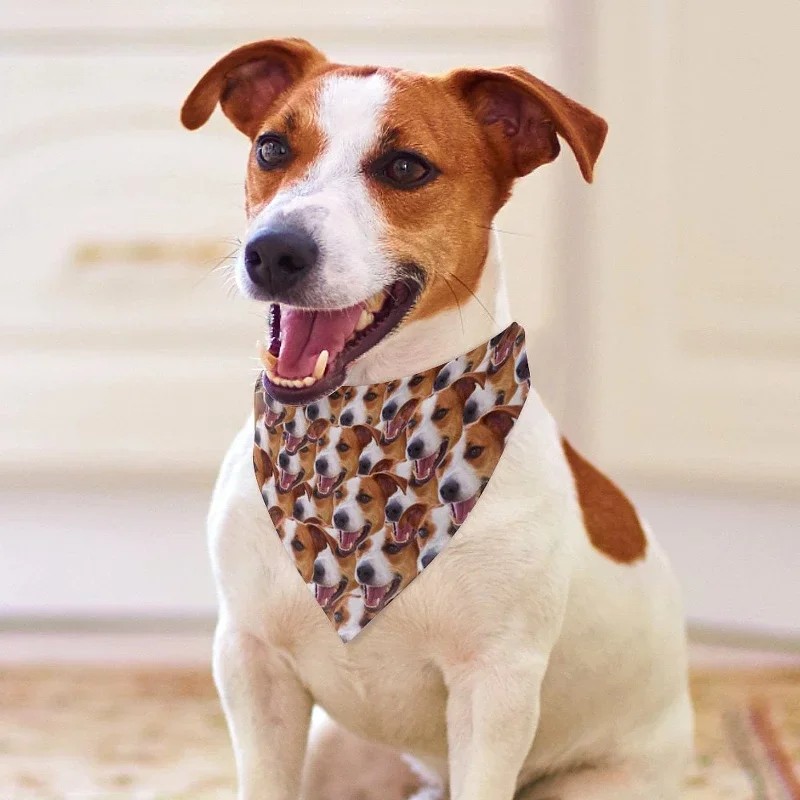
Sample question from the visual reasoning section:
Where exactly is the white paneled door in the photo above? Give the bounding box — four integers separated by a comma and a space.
590, 0, 800, 491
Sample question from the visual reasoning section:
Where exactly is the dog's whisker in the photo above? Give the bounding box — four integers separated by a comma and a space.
436, 272, 465, 336
474, 223, 536, 239
441, 268, 497, 327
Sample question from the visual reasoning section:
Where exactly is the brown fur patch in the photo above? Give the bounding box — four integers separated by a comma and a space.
562, 439, 647, 564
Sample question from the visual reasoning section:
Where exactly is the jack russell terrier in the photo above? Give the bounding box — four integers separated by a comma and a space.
182, 37, 692, 800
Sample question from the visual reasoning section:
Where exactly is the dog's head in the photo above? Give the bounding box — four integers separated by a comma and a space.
183, 39, 606, 403
313, 421, 377, 495
417, 504, 459, 571
355, 525, 420, 613
339, 383, 386, 427
439, 405, 521, 524
331, 472, 408, 554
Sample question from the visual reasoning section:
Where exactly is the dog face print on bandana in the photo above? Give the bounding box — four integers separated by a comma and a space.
254, 322, 531, 642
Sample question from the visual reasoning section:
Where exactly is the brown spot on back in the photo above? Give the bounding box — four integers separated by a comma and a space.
562, 438, 647, 564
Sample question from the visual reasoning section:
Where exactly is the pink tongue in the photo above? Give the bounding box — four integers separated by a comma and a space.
339, 530, 361, 551
278, 306, 363, 379
415, 452, 438, 482
364, 584, 389, 608
315, 584, 337, 609
451, 495, 478, 524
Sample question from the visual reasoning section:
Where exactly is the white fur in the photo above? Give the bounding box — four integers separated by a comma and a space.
208, 75, 692, 800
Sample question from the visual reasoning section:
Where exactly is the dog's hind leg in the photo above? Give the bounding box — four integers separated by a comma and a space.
301, 712, 445, 800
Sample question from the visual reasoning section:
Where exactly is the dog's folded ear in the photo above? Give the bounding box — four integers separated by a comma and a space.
481, 404, 522, 440
373, 472, 409, 499
181, 38, 327, 137
445, 66, 608, 182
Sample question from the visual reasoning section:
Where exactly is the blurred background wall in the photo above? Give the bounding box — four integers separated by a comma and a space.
1, 1, 797, 644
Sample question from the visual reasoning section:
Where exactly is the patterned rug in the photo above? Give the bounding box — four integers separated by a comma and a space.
1, 667, 798, 799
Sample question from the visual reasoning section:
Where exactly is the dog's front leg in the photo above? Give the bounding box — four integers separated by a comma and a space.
214, 625, 312, 800
444, 651, 546, 800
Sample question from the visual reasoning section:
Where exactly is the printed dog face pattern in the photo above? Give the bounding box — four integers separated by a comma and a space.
254, 322, 530, 642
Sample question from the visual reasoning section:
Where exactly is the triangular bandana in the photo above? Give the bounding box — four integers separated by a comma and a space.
254, 322, 530, 642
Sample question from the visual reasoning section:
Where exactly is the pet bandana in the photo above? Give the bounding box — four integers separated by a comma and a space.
254, 321, 531, 642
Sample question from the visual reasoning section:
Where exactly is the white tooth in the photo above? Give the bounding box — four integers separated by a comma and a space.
292, 379, 304, 388
313, 350, 329, 380
266, 368, 278, 382
356, 309, 374, 331
303, 376, 316, 387
258, 341, 277, 368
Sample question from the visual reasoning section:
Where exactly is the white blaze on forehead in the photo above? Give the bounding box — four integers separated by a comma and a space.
243, 72, 395, 307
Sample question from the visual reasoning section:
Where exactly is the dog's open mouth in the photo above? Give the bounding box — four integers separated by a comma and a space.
449, 494, 478, 525
489, 329, 515, 371
283, 433, 306, 454
315, 576, 348, 611
278, 468, 303, 492
362, 575, 402, 612
316, 470, 345, 497
337, 523, 370, 554
260, 279, 421, 405
414, 440, 448, 484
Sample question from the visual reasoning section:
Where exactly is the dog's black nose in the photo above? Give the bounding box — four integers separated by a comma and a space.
244, 228, 318, 295
516, 355, 530, 382
358, 457, 371, 475
284, 419, 296, 433
339, 411, 354, 426
315, 457, 328, 474
433, 371, 449, 392
312, 561, 325, 583
293, 500, 306, 519
463, 401, 478, 425
381, 402, 397, 422
278, 452, 290, 469
385, 500, 402, 522
406, 438, 424, 460
439, 479, 460, 503
333, 510, 349, 529
420, 550, 438, 569
307, 403, 320, 421
356, 563, 375, 584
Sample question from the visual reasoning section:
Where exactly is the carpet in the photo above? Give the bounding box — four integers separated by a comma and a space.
1, 667, 798, 799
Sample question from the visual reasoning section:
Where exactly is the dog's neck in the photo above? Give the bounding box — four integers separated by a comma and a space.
347, 233, 511, 385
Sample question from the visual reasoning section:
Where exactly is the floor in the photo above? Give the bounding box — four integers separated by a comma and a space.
2, 635, 799, 799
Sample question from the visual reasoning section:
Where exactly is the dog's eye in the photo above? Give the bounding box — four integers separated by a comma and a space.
377, 151, 437, 189
256, 134, 291, 170
333, 611, 344, 623
465, 445, 484, 460
418, 527, 429, 539
336, 442, 350, 453
344, 391, 354, 400
364, 391, 377, 402
300, 445, 309, 453
334, 489, 343, 499
384, 543, 402, 555
409, 374, 424, 387
291, 538, 305, 552
356, 492, 371, 504
357, 541, 369, 552
331, 390, 342, 400
407, 418, 417, 429
433, 408, 448, 421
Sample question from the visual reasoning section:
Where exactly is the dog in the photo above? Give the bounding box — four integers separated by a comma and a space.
312, 526, 358, 614
339, 383, 386, 426
416, 503, 458, 570
186, 38, 691, 800
331, 472, 407, 554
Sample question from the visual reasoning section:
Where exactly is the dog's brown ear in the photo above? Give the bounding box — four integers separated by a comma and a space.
481, 404, 521, 440
307, 418, 330, 442
292, 481, 313, 501
268, 505, 285, 530
352, 424, 380, 448
446, 66, 607, 182
373, 472, 408, 499
450, 372, 486, 405
181, 38, 327, 137
306, 522, 328, 553
371, 457, 398, 474
401, 502, 429, 529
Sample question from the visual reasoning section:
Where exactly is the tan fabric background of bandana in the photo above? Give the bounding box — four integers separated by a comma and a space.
254, 322, 530, 642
